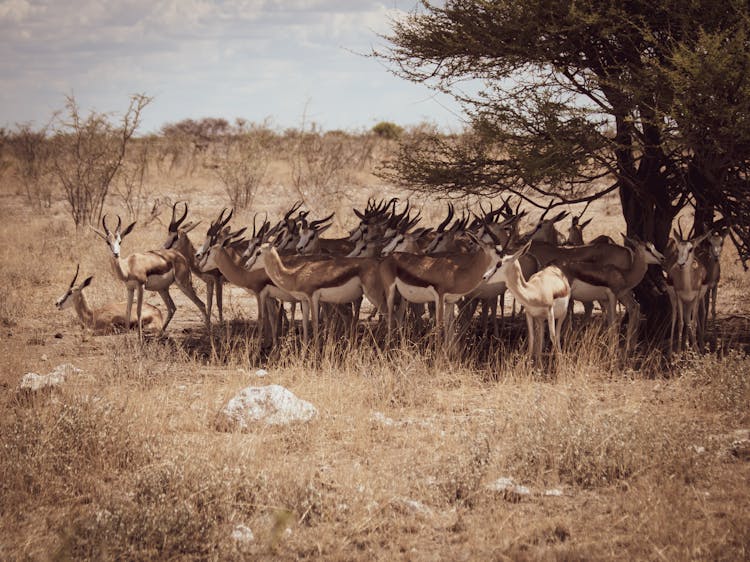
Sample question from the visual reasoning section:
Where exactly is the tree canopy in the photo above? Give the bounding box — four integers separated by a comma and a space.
378, 0, 750, 263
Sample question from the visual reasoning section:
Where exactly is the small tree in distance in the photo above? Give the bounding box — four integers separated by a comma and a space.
372, 121, 404, 140
51, 94, 151, 227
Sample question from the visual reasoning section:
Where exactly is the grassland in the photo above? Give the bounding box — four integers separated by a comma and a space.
0, 136, 748, 560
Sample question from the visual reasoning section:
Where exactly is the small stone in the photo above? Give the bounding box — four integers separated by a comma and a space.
255, 369, 268, 377
486, 477, 532, 501
544, 489, 564, 497
54, 332, 63, 339
231, 524, 254, 544
40, 354, 48, 362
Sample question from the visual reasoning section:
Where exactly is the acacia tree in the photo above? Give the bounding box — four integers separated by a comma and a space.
378, 1, 750, 269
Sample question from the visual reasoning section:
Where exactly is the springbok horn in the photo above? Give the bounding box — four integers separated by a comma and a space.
70, 264, 80, 289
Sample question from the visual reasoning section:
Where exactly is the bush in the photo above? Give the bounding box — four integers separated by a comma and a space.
372, 121, 404, 140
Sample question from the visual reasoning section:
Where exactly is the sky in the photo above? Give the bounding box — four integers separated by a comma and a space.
0, 0, 470, 134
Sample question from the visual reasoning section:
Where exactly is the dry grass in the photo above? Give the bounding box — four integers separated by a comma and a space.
1, 144, 749, 560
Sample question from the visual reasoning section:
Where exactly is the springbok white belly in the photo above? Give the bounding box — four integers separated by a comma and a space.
469, 281, 506, 299
552, 295, 570, 320
395, 278, 439, 304
316, 277, 363, 304
445, 292, 469, 305
571, 280, 611, 302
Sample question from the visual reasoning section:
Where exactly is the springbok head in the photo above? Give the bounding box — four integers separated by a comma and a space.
92, 215, 136, 259
55, 264, 93, 310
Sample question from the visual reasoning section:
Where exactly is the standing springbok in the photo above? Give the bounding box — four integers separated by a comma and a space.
566, 201, 593, 245
551, 235, 665, 349
379, 234, 503, 343
666, 224, 710, 352
483, 241, 571, 364
198, 230, 298, 346
92, 215, 207, 337
56, 265, 163, 334
163, 201, 222, 329
697, 228, 726, 340
245, 243, 388, 345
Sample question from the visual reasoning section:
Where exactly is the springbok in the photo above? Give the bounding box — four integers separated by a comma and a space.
566, 201, 593, 245
198, 230, 298, 346
245, 243, 388, 345
92, 215, 207, 337
163, 201, 222, 328
379, 234, 503, 343
696, 228, 726, 339
666, 223, 710, 352
525, 204, 569, 245
56, 265, 163, 334
483, 241, 571, 364
552, 235, 665, 349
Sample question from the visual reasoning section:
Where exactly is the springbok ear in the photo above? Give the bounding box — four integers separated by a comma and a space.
80, 276, 93, 289
693, 231, 711, 245
121, 221, 137, 238
183, 221, 201, 233
316, 222, 332, 235
90, 226, 108, 240
581, 218, 593, 228
514, 239, 532, 258
465, 231, 483, 248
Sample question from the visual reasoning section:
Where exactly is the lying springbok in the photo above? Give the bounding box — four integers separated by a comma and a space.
56, 265, 163, 334
483, 241, 571, 364
92, 215, 207, 337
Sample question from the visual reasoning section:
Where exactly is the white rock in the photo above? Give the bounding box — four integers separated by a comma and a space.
254, 369, 269, 378
392, 497, 433, 517
544, 488, 564, 497
371, 411, 396, 426
40, 354, 48, 362
20, 372, 64, 391
486, 477, 532, 499
19, 363, 82, 392
50, 363, 82, 377
231, 524, 254, 544
218, 384, 317, 429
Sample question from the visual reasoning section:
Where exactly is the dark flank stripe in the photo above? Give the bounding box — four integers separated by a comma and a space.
395, 265, 433, 288
568, 267, 608, 288
145, 254, 174, 277
313, 267, 359, 289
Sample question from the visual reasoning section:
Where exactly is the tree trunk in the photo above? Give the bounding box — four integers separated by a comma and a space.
619, 173, 675, 345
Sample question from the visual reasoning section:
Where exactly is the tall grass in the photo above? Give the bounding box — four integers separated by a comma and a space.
0, 155, 748, 559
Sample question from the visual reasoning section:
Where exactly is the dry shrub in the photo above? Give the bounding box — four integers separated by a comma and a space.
99, 337, 189, 387
64, 459, 240, 560
681, 350, 750, 418
497, 384, 693, 487
213, 132, 270, 210
0, 397, 154, 515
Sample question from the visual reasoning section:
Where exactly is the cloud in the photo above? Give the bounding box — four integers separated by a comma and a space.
0, 1, 463, 132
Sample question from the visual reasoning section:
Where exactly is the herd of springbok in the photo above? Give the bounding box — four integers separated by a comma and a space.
56, 197, 728, 362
